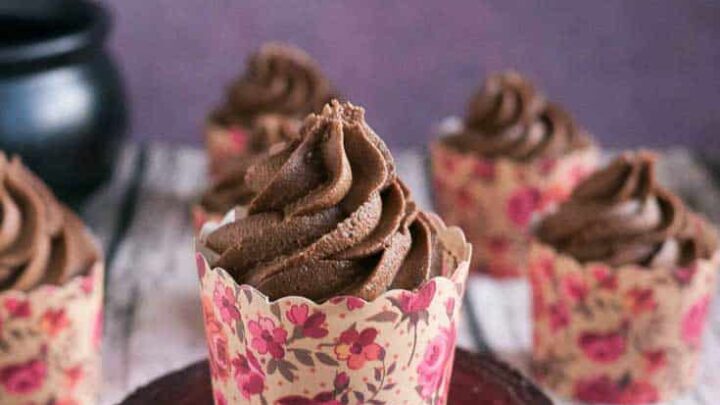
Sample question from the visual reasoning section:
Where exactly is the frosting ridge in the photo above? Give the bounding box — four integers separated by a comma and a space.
204, 101, 456, 301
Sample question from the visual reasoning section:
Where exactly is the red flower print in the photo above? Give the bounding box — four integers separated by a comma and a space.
398, 281, 436, 315
41, 308, 69, 337
673, 264, 697, 285
81, 273, 94, 295
248, 316, 287, 359
574, 375, 621, 403
643, 350, 667, 373
287, 304, 329, 338
548, 302, 569, 332
228, 127, 248, 154
626, 287, 657, 315
561, 274, 588, 302
203, 297, 230, 380
329, 296, 365, 311
301, 312, 329, 338
538, 158, 558, 175
456, 188, 474, 208
530, 256, 555, 282
4, 297, 30, 318
196, 253, 207, 280
334, 326, 383, 370
506, 187, 540, 228
213, 389, 227, 405
334, 372, 350, 391
0, 359, 47, 395
486, 236, 510, 255
578, 331, 626, 363
618, 381, 659, 404
530, 277, 545, 319
232, 351, 264, 400
276, 393, 340, 405
473, 159, 496, 181
682, 294, 711, 348
63, 365, 83, 389
416, 326, 456, 400
591, 265, 618, 290
92, 309, 103, 349
345, 297, 364, 311
213, 282, 241, 326
287, 304, 309, 325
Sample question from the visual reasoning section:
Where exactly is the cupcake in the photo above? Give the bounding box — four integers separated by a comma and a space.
0, 154, 104, 405
430, 71, 599, 278
205, 42, 336, 179
530, 151, 719, 403
195, 101, 471, 404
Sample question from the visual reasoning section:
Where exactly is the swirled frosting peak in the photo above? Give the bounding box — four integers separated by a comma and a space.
443, 71, 591, 161
537, 151, 718, 267
218, 42, 335, 125
0, 154, 99, 291
204, 100, 458, 301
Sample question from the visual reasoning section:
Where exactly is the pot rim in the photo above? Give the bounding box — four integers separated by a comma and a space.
0, 0, 110, 66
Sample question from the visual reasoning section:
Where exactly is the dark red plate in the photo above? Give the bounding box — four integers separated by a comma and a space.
119, 348, 552, 404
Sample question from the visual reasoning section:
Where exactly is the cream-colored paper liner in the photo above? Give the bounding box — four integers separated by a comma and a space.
529, 241, 719, 404
430, 121, 598, 278
196, 222, 470, 405
0, 261, 104, 405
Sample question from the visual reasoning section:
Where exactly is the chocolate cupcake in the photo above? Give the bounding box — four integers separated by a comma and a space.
195, 101, 471, 404
430, 71, 599, 278
0, 154, 104, 405
205, 42, 336, 179
530, 152, 718, 403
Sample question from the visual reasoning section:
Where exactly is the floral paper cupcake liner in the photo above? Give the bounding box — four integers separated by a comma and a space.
0, 261, 104, 405
430, 126, 598, 278
195, 225, 471, 405
529, 241, 719, 404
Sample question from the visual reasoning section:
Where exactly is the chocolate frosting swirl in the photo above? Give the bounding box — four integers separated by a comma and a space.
0, 154, 99, 291
537, 152, 718, 267
443, 71, 591, 161
214, 43, 335, 127
204, 101, 457, 301
200, 156, 257, 215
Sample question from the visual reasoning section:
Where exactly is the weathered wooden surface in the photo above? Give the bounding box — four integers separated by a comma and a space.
93, 144, 720, 404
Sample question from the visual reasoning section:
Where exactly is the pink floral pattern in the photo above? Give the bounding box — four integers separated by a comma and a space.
681, 295, 711, 348
248, 316, 288, 359
196, 234, 469, 405
529, 242, 719, 403
0, 262, 103, 405
430, 139, 598, 278
0, 359, 47, 395
205, 123, 249, 179
416, 325, 456, 402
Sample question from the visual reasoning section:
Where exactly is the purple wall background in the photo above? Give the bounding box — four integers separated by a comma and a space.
105, 0, 720, 151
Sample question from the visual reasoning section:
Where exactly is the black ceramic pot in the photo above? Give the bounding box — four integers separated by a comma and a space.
0, 0, 128, 206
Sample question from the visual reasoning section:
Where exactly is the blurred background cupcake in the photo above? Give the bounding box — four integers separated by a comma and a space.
529, 151, 719, 403
204, 42, 337, 179
0, 153, 104, 405
196, 43, 339, 231
430, 71, 599, 278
